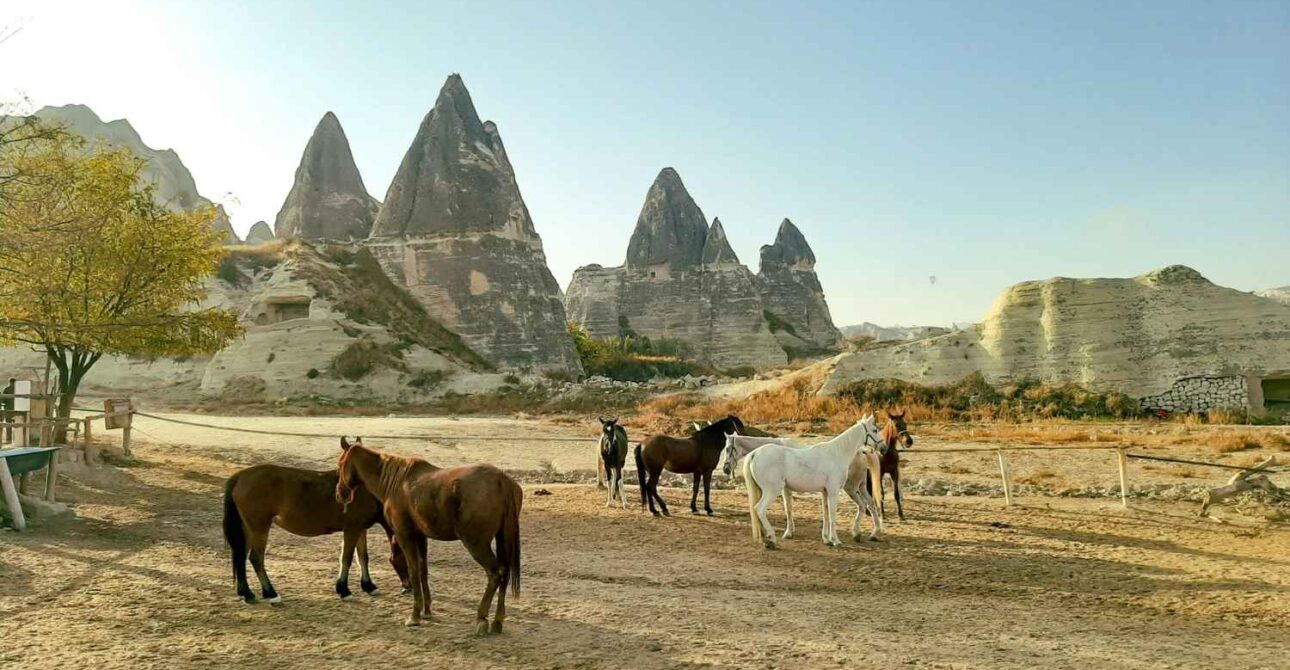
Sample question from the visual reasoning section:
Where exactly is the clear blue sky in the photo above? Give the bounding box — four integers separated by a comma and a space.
3, 0, 1287, 326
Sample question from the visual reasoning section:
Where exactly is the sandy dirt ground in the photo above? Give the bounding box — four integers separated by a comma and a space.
2, 414, 1288, 669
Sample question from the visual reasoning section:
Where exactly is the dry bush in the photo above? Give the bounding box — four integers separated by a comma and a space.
1016, 469, 1059, 485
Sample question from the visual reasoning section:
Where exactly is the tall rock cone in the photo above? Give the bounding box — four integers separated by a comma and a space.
565, 168, 787, 369
756, 219, 843, 354
275, 112, 378, 240
625, 168, 710, 268
244, 221, 274, 245
701, 218, 739, 266
366, 75, 580, 373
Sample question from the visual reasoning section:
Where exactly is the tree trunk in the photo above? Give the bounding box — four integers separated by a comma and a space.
49, 348, 97, 445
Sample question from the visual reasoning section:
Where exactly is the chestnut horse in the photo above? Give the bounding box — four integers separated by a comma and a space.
865, 410, 915, 520
222, 464, 408, 604
336, 437, 522, 635
635, 415, 745, 517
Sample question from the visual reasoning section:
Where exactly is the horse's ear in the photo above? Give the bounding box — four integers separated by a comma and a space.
609, 417, 618, 425
340, 436, 352, 450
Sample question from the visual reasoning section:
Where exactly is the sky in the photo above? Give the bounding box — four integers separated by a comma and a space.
2, 0, 1287, 327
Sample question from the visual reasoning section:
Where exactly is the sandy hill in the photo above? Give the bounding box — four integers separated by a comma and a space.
821, 266, 1290, 406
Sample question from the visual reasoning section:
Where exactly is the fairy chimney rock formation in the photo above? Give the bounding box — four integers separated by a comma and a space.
626, 168, 710, 268
366, 75, 579, 373
275, 112, 378, 241
244, 221, 275, 245
565, 169, 787, 370
755, 219, 844, 353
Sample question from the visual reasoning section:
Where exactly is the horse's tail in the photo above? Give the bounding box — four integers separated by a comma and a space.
498, 480, 522, 597
634, 443, 648, 508
744, 451, 763, 544
222, 476, 248, 586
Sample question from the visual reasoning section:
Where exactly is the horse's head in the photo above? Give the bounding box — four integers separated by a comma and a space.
336, 436, 364, 508
722, 414, 746, 436
721, 432, 739, 478
856, 414, 883, 450
598, 417, 619, 440
885, 408, 914, 449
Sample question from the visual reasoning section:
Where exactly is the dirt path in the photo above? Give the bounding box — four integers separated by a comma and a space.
2, 421, 1288, 669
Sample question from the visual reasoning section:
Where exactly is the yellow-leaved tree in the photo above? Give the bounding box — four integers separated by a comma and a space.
0, 128, 242, 439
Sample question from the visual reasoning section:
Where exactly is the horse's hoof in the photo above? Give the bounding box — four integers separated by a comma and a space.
651, 511, 661, 518
762, 540, 778, 550
490, 620, 504, 634
705, 510, 714, 517
339, 594, 352, 601
475, 620, 491, 637
239, 594, 256, 605
405, 617, 421, 628
400, 587, 411, 596
268, 596, 283, 606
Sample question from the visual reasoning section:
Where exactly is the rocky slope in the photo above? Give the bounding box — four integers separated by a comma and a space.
565, 168, 787, 370
840, 322, 951, 342
1259, 286, 1290, 306
367, 75, 579, 374
28, 104, 240, 242
821, 266, 1290, 407
274, 112, 379, 241
0, 242, 503, 403
754, 219, 844, 355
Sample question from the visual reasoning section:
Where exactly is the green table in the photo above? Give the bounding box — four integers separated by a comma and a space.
0, 447, 59, 530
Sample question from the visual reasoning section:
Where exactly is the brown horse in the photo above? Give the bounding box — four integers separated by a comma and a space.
865, 410, 915, 520
336, 437, 522, 635
222, 464, 409, 605
635, 415, 746, 517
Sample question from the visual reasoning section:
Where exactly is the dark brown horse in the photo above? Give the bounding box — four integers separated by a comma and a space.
635, 415, 746, 517
222, 463, 408, 604
865, 410, 914, 520
336, 437, 522, 635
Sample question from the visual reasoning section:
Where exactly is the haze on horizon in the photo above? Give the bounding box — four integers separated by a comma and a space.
2, 0, 1286, 328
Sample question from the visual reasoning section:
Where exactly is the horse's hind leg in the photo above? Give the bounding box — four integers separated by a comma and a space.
781, 493, 795, 539
846, 486, 882, 542
463, 539, 501, 637
414, 535, 431, 618
335, 529, 359, 599
247, 529, 280, 604
754, 486, 780, 549
702, 471, 714, 516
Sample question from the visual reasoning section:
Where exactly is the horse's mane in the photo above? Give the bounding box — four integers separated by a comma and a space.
339, 444, 435, 503
694, 416, 740, 438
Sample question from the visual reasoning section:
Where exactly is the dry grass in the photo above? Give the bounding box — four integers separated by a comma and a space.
1015, 469, 1059, 486
1211, 431, 1290, 455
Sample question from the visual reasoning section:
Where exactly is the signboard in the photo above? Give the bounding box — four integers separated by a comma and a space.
13, 380, 31, 413
104, 398, 133, 430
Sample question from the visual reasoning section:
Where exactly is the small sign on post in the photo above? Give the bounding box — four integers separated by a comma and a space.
104, 398, 134, 456
104, 398, 133, 430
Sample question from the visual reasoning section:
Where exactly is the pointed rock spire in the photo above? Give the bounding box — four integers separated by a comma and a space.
625, 168, 710, 268
701, 218, 740, 265
275, 112, 378, 241
244, 220, 274, 245
758, 218, 815, 270
371, 74, 537, 239
755, 218, 842, 352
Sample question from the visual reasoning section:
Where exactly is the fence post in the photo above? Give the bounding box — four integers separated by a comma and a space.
83, 418, 96, 463
997, 450, 1013, 506
1117, 447, 1129, 508
122, 424, 132, 457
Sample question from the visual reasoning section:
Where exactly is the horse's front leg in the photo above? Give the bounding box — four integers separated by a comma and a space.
605, 461, 615, 508
617, 467, 628, 509
702, 470, 714, 516
823, 489, 842, 547
689, 474, 701, 514
781, 493, 795, 539
357, 530, 378, 594
335, 529, 359, 599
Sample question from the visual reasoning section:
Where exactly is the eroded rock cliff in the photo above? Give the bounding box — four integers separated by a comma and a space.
274, 112, 379, 241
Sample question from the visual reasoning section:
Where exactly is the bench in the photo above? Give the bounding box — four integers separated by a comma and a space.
0, 447, 60, 530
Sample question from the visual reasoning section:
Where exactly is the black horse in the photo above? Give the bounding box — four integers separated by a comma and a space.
598, 417, 630, 508
635, 415, 746, 517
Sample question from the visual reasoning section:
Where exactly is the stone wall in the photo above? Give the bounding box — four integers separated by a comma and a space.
1137, 376, 1248, 414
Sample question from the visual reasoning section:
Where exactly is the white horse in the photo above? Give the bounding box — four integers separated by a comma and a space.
723, 433, 883, 543
743, 415, 883, 548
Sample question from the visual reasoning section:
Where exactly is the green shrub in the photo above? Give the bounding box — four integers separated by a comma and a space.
567, 322, 712, 381
838, 373, 1141, 421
